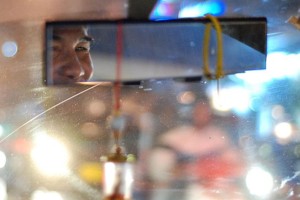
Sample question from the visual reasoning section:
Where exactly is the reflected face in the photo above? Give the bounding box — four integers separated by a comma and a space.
51, 26, 94, 84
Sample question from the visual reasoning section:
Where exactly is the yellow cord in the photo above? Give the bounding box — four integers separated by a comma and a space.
202, 14, 224, 80
203, 23, 212, 77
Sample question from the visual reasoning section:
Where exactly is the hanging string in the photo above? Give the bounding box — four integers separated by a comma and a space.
112, 22, 124, 155
202, 14, 224, 80
114, 22, 123, 115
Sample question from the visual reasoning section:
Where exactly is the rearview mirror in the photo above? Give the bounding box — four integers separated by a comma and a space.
45, 17, 267, 85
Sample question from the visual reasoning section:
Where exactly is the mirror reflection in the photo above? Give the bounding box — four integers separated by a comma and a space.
45, 18, 267, 85
50, 26, 94, 84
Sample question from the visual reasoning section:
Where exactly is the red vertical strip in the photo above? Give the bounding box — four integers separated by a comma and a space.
114, 23, 123, 114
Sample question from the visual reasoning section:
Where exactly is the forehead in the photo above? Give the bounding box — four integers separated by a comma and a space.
52, 26, 88, 39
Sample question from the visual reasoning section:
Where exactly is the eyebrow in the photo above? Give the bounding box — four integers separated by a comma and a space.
80, 36, 94, 43
52, 35, 94, 43
52, 34, 63, 41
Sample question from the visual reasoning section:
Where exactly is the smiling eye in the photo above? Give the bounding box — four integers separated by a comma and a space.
75, 46, 90, 52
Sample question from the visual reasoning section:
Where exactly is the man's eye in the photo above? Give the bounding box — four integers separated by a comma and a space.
75, 46, 90, 52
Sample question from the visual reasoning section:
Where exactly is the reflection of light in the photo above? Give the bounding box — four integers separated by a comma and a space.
179, 0, 225, 18
0, 151, 6, 168
211, 87, 250, 113
86, 100, 106, 118
31, 190, 64, 200
266, 52, 300, 79
31, 132, 70, 176
1, 41, 18, 57
0, 178, 7, 200
271, 105, 285, 120
246, 166, 274, 197
124, 164, 134, 199
103, 162, 117, 196
103, 162, 134, 199
212, 93, 231, 112
274, 122, 293, 139
78, 162, 102, 184
235, 52, 300, 85
177, 91, 196, 104
0, 125, 4, 138
235, 70, 270, 86
150, 1, 177, 20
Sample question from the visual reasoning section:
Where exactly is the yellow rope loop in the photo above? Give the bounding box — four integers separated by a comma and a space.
203, 23, 212, 78
202, 14, 224, 80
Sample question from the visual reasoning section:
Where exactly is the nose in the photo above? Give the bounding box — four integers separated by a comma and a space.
61, 53, 84, 81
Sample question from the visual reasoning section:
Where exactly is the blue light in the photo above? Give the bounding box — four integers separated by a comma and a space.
179, 0, 226, 18
1, 41, 18, 57
150, 0, 178, 20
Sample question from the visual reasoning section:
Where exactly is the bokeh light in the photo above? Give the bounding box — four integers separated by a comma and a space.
85, 100, 106, 118
1, 41, 18, 57
31, 190, 64, 200
179, 0, 226, 18
274, 122, 293, 140
0, 125, 4, 138
0, 151, 6, 168
31, 132, 70, 176
0, 178, 6, 200
246, 166, 274, 197
211, 87, 251, 114
271, 105, 285, 120
150, 0, 179, 19
177, 91, 196, 104
235, 52, 300, 85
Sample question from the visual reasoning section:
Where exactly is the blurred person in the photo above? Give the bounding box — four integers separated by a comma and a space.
148, 97, 246, 200
51, 26, 94, 84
